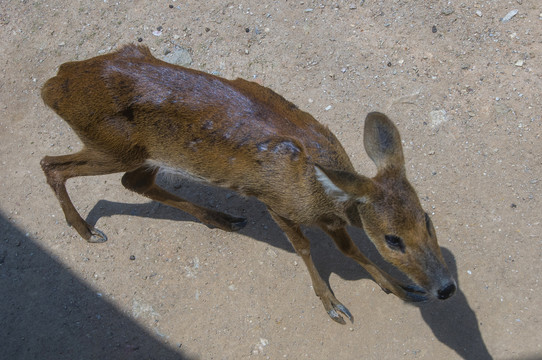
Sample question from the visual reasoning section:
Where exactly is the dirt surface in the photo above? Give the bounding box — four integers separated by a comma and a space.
1, 1, 541, 359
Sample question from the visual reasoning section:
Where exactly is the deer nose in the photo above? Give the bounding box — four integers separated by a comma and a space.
437, 282, 456, 300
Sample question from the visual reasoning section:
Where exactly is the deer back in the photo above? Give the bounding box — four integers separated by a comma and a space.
41, 44, 355, 223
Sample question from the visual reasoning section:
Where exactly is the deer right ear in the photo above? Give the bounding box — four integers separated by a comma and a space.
363, 112, 405, 172
314, 165, 375, 203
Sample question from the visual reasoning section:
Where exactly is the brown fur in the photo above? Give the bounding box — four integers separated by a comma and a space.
41, 44, 455, 324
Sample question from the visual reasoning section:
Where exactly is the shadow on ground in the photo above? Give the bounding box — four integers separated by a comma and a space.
311, 226, 493, 360
0, 212, 189, 360
82, 177, 491, 359
415, 248, 492, 360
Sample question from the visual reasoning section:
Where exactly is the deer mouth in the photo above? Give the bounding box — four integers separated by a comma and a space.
401, 284, 431, 302
402, 279, 457, 302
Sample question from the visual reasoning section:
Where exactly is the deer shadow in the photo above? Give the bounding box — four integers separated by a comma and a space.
0, 212, 189, 360
85, 176, 492, 360
302, 225, 492, 359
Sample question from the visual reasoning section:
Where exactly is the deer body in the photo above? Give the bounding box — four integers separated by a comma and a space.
41, 45, 456, 324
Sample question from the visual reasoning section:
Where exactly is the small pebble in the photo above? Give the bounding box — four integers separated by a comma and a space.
432, 25, 437, 33
267, 249, 277, 258
137, 37, 143, 42
501, 9, 518, 23
476, 10, 482, 17
245, 27, 250, 32
130, 255, 136, 260
163, 47, 193, 66
325, 105, 332, 111
515, 60, 524, 67
430, 109, 447, 127
169, 4, 173, 8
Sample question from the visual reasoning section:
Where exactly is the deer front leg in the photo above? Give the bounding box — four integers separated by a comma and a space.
322, 226, 428, 302
269, 210, 353, 324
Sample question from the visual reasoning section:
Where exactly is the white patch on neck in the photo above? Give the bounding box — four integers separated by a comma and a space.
357, 196, 368, 204
314, 166, 350, 203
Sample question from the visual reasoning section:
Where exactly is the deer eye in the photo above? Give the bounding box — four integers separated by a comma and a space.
385, 235, 405, 253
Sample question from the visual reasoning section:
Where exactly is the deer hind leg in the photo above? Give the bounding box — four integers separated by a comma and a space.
40, 148, 133, 243
269, 210, 353, 324
322, 226, 429, 302
121, 166, 247, 232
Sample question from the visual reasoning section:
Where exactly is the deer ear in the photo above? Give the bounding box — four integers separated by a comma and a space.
314, 165, 374, 203
363, 112, 405, 172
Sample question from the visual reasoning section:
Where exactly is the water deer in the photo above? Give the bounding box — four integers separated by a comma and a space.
40, 44, 456, 324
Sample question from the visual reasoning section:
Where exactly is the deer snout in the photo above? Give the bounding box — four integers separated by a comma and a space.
424, 261, 456, 301
437, 281, 456, 300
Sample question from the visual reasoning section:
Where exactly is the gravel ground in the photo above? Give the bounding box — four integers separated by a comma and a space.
1, 1, 541, 359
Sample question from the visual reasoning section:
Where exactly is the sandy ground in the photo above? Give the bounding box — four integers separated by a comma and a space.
1, 1, 541, 359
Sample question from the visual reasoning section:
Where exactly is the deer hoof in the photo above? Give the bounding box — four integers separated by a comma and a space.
230, 217, 248, 231
206, 214, 247, 232
327, 302, 353, 325
87, 228, 108, 243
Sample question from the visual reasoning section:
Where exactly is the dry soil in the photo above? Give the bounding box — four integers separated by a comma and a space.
1, 1, 541, 359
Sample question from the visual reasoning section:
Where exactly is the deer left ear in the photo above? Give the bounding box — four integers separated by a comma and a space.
363, 112, 405, 172
314, 165, 375, 203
